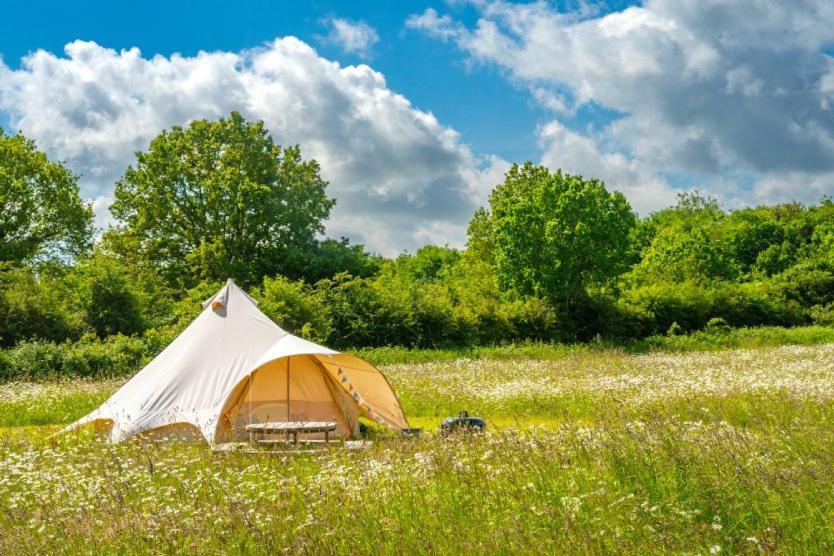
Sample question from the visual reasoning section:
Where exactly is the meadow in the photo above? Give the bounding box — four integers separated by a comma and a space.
2, 341, 834, 553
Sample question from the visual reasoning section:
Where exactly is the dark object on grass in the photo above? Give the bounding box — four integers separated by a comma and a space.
401, 428, 422, 438
440, 411, 486, 435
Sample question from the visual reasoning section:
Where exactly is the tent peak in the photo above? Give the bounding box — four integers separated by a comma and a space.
202, 279, 259, 309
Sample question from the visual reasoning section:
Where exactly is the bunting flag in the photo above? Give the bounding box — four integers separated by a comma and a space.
328, 362, 393, 428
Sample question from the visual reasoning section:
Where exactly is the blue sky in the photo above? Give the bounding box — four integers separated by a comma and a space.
2, 1, 834, 254
0, 0, 545, 160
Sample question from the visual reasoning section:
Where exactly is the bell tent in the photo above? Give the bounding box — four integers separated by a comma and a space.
62, 280, 408, 444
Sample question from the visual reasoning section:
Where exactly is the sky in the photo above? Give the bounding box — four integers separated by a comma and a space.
1, 1, 834, 256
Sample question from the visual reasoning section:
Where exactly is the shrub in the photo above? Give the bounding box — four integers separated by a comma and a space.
255, 275, 332, 342
62, 334, 145, 378
316, 274, 416, 348
3, 340, 66, 380
775, 266, 834, 307
809, 304, 834, 326
84, 270, 144, 338
0, 267, 79, 347
0, 334, 147, 381
503, 296, 559, 342
621, 281, 807, 336
705, 317, 731, 333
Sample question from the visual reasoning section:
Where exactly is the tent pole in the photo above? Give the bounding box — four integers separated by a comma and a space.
286, 357, 290, 421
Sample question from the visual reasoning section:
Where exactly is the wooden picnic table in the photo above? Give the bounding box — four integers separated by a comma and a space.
245, 421, 338, 445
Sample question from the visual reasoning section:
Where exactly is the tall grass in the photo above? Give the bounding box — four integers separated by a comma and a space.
2, 342, 834, 552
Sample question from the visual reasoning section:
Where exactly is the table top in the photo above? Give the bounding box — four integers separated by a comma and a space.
245, 421, 337, 433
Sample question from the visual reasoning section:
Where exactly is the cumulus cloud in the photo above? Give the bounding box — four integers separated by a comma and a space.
321, 17, 379, 59
409, 0, 834, 209
538, 121, 676, 214
0, 38, 503, 255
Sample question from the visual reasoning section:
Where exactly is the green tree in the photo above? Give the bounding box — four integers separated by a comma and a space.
64, 255, 145, 338
110, 113, 335, 287
466, 207, 496, 264
628, 193, 739, 284
0, 266, 79, 347
478, 163, 637, 308
0, 130, 93, 263
276, 237, 382, 283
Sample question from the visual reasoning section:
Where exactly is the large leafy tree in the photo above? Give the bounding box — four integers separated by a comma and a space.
110, 113, 335, 287
475, 163, 637, 308
0, 130, 93, 263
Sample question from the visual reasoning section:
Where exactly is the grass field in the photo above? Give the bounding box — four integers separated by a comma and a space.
2, 340, 834, 553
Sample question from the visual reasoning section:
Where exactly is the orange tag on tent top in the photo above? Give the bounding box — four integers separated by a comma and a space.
212, 301, 224, 310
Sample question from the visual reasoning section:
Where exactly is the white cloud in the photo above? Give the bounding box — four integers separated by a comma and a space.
321, 18, 379, 59
538, 121, 676, 215
405, 8, 461, 42
410, 0, 834, 209
0, 38, 503, 255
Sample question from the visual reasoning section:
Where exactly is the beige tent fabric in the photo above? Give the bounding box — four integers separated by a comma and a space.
217, 355, 359, 440
61, 280, 407, 444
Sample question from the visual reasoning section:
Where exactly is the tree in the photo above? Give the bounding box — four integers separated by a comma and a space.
64, 255, 145, 338
276, 237, 382, 283
0, 266, 79, 347
466, 207, 496, 264
110, 113, 335, 287
627, 192, 740, 284
0, 130, 93, 263
477, 163, 637, 309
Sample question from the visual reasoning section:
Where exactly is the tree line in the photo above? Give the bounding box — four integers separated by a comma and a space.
1, 113, 833, 378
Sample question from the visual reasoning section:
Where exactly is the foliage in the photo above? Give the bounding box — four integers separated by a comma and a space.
0, 334, 146, 381
110, 113, 334, 287
254, 275, 332, 342
0, 267, 79, 347
63, 255, 145, 338
2, 124, 834, 352
0, 130, 93, 263
629, 193, 739, 284
278, 237, 383, 283
482, 163, 637, 307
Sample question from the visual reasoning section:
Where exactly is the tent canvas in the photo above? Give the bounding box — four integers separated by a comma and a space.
61, 280, 408, 444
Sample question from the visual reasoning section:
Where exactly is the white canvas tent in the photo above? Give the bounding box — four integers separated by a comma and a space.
61, 280, 408, 444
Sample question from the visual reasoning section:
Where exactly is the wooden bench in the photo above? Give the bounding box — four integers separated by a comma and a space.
245, 421, 338, 446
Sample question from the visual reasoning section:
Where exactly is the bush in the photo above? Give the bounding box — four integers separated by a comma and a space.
62, 334, 145, 378
0, 334, 147, 381
0, 267, 79, 347
705, 317, 731, 333
503, 296, 560, 342
809, 304, 834, 326
316, 274, 416, 348
2, 340, 66, 380
84, 270, 144, 338
255, 275, 332, 342
775, 266, 834, 307
621, 281, 808, 336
